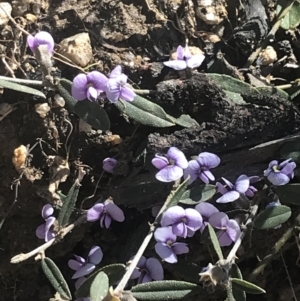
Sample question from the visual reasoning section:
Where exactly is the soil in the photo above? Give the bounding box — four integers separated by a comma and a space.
0, 0, 300, 301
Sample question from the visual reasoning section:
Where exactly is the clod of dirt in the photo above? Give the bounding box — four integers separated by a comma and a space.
196, 0, 227, 25
57, 33, 93, 67
258, 46, 278, 66
12, 144, 27, 171
35, 102, 50, 118
0, 2, 12, 26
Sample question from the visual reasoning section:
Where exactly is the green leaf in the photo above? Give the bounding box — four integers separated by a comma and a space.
231, 264, 246, 301
231, 278, 266, 294
254, 205, 291, 229
57, 181, 81, 227
75, 264, 126, 298
0, 78, 46, 98
172, 114, 199, 128
256, 86, 289, 99
131, 280, 202, 300
114, 95, 175, 127
275, 184, 300, 205
90, 272, 109, 301
57, 79, 110, 131
277, 0, 300, 30
41, 257, 72, 300
179, 184, 216, 205
207, 224, 223, 260
279, 139, 300, 163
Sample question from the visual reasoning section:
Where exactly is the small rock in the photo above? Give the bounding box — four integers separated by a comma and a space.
52, 94, 65, 108
0, 3, 12, 26
12, 145, 27, 171
58, 33, 93, 67
258, 46, 277, 66
35, 103, 50, 118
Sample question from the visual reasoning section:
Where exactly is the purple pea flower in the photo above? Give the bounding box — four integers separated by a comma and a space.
105, 65, 136, 103
209, 212, 241, 246
27, 31, 55, 54
195, 202, 219, 233
245, 176, 260, 197
216, 175, 250, 203
161, 205, 202, 238
72, 71, 108, 101
102, 157, 118, 173
154, 226, 189, 263
130, 256, 164, 284
36, 204, 56, 242
87, 199, 125, 228
163, 45, 205, 70
68, 246, 103, 279
152, 147, 188, 182
264, 159, 296, 186
184, 152, 220, 184
75, 277, 90, 301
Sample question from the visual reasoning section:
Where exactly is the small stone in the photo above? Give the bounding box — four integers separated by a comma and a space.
79, 119, 92, 133
52, 94, 65, 108
12, 145, 27, 171
258, 46, 277, 66
0, 3, 12, 26
35, 103, 50, 118
58, 33, 93, 67
25, 13, 37, 23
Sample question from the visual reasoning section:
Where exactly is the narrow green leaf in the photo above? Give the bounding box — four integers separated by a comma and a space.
57, 181, 81, 227
90, 272, 109, 301
207, 224, 223, 260
0, 78, 46, 98
131, 280, 202, 300
41, 257, 72, 300
179, 184, 216, 205
57, 79, 110, 131
231, 264, 246, 301
256, 86, 289, 99
231, 278, 266, 294
115, 95, 175, 127
254, 205, 291, 229
275, 184, 300, 205
75, 264, 126, 298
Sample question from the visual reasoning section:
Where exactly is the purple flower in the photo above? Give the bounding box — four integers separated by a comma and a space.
264, 159, 296, 186
68, 246, 103, 279
154, 227, 189, 263
184, 152, 220, 184
195, 203, 219, 233
102, 157, 118, 173
163, 45, 205, 70
87, 199, 125, 228
152, 147, 188, 182
216, 175, 250, 203
130, 256, 164, 283
209, 212, 241, 246
105, 65, 136, 103
245, 176, 260, 197
27, 31, 54, 54
75, 277, 90, 301
72, 71, 108, 101
36, 204, 56, 242
161, 206, 202, 238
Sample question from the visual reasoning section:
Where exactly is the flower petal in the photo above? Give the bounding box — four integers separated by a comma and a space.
199, 170, 213, 183
103, 157, 118, 173
120, 86, 136, 102
161, 206, 185, 227
167, 147, 188, 169
87, 203, 104, 221
172, 242, 189, 255
280, 162, 296, 176
41, 204, 54, 219
155, 243, 177, 263
172, 222, 187, 238
152, 156, 169, 169
154, 226, 176, 243
216, 191, 240, 203
87, 71, 108, 92
72, 74, 88, 101
155, 165, 183, 182
226, 219, 241, 242
105, 201, 125, 222
72, 263, 96, 279
186, 54, 205, 69
195, 203, 219, 220
88, 246, 103, 265
145, 258, 164, 280
197, 152, 220, 168
86, 86, 99, 101
130, 269, 141, 280
185, 208, 203, 229
235, 175, 250, 193
221, 177, 234, 189
28, 31, 54, 53
183, 160, 199, 184
68, 259, 83, 271
104, 215, 112, 228
163, 60, 187, 70
217, 230, 232, 246
109, 65, 122, 78
267, 172, 290, 186
75, 277, 87, 289
139, 274, 153, 284
44, 217, 56, 242
216, 182, 228, 195
36, 224, 46, 240
208, 212, 229, 229
105, 78, 120, 103
176, 45, 185, 60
